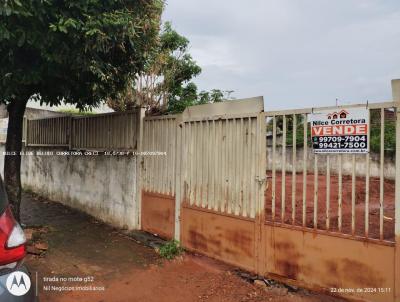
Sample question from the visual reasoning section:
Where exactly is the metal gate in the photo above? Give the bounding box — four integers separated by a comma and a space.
177, 98, 266, 271
262, 98, 399, 302
139, 79, 400, 302
141, 115, 178, 239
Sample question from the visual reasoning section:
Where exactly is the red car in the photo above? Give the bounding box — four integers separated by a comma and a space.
0, 180, 36, 301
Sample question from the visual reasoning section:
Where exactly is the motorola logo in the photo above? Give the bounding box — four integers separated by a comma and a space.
6, 271, 31, 296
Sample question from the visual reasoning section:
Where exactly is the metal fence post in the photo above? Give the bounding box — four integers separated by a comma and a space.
255, 110, 266, 275
22, 117, 27, 145
174, 116, 182, 241
24, 118, 29, 146
68, 116, 73, 150
135, 108, 146, 229
393, 79, 400, 301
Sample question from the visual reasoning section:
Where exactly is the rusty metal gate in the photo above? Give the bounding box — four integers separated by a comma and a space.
139, 79, 400, 302
141, 115, 178, 239
177, 97, 266, 271
261, 80, 400, 302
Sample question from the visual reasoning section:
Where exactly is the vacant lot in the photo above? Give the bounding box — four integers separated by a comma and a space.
265, 172, 395, 241
22, 192, 344, 302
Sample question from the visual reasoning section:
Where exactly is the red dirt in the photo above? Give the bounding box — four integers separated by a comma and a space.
23, 192, 344, 302
53, 255, 343, 302
265, 171, 395, 241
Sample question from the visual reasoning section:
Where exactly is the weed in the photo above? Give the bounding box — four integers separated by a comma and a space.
158, 240, 183, 260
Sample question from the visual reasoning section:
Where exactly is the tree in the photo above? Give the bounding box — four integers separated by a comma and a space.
107, 22, 234, 115
0, 0, 163, 220
197, 89, 234, 105
107, 21, 202, 114
167, 87, 234, 114
266, 115, 309, 147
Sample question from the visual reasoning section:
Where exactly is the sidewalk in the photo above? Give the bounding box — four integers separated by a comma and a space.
22, 192, 344, 302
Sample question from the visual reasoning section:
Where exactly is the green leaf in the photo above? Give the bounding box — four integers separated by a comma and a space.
58, 25, 68, 33
49, 24, 57, 31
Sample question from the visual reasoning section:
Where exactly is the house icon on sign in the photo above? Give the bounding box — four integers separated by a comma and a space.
327, 110, 349, 119
339, 110, 348, 119
327, 112, 339, 119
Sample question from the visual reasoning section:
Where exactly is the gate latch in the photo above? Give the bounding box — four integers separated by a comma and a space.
256, 175, 271, 190
255, 176, 266, 185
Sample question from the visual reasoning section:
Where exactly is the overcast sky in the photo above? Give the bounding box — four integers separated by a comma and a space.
163, 0, 400, 110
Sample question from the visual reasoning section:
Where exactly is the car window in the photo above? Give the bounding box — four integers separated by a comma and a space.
0, 177, 8, 214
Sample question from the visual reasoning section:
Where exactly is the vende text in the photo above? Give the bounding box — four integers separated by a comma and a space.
311, 124, 368, 136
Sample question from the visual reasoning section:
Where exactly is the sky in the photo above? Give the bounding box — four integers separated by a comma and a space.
163, 0, 400, 111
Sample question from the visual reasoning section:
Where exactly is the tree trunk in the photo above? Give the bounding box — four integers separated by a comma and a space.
4, 98, 28, 221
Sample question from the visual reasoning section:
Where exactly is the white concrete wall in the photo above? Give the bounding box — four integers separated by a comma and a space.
0, 145, 138, 229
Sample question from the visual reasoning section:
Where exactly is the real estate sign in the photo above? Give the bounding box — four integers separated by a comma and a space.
308, 108, 369, 154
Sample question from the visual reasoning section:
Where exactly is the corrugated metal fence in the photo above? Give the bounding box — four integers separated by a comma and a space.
177, 105, 266, 273
140, 115, 178, 238
71, 112, 139, 150
180, 114, 262, 218
142, 115, 177, 195
27, 116, 70, 146
26, 111, 139, 150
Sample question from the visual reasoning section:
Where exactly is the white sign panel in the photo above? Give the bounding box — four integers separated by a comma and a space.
308, 108, 369, 154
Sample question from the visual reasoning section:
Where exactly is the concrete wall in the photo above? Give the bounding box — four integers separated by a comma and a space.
0, 145, 138, 229
266, 146, 396, 179
24, 107, 67, 119
0, 104, 67, 119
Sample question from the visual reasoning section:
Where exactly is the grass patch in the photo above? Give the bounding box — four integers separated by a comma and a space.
158, 240, 183, 260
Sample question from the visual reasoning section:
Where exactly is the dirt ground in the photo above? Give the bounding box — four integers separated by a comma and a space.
265, 171, 395, 241
22, 192, 344, 302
